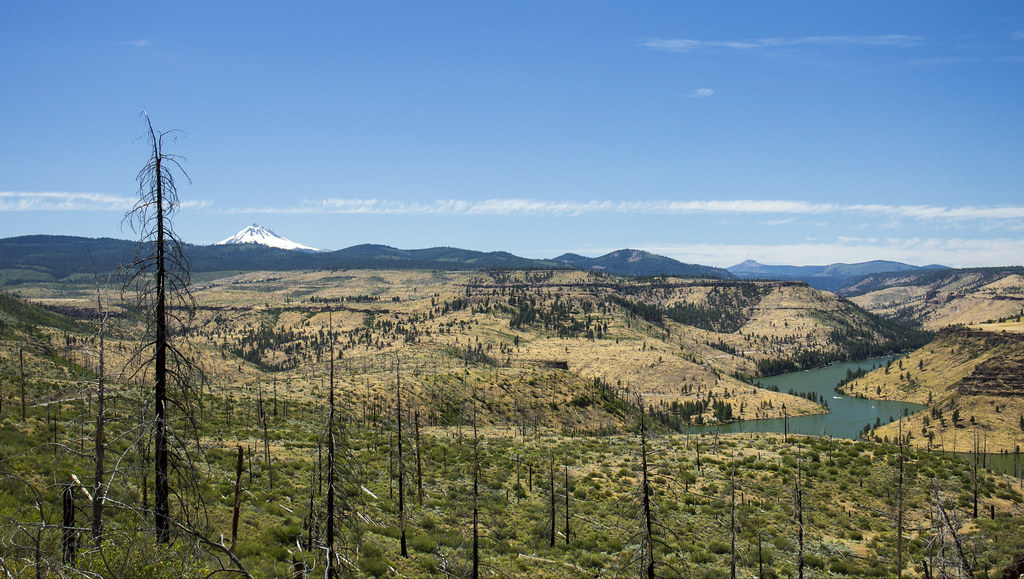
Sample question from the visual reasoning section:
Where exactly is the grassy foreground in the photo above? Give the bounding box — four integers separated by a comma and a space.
2, 385, 1023, 577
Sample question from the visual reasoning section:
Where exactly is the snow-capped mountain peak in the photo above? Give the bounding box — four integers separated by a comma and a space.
217, 224, 318, 251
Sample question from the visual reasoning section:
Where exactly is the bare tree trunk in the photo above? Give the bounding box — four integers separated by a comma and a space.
326, 317, 336, 579
640, 401, 654, 579
933, 485, 975, 577
260, 384, 273, 490
730, 463, 736, 579
397, 358, 408, 558
796, 454, 804, 579
549, 453, 556, 548
153, 144, 170, 543
123, 115, 198, 544
20, 348, 26, 422
564, 464, 570, 546
415, 410, 423, 506
516, 454, 521, 503
472, 391, 479, 579
62, 485, 76, 564
231, 445, 244, 551
973, 430, 979, 519
92, 287, 107, 546
897, 418, 904, 578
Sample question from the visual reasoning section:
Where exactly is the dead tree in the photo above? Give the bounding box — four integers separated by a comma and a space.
564, 464, 570, 546
231, 445, 244, 551
91, 279, 108, 547
472, 384, 480, 579
415, 410, 423, 506
639, 396, 654, 579
397, 357, 408, 558
122, 113, 200, 543
932, 484, 975, 577
20, 348, 26, 422
973, 430, 979, 519
61, 485, 76, 565
259, 383, 273, 490
795, 453, 805, 579
730, 462, 737, 579
549, 454, 556, 548
897, 418, 905, 578
326, 315, 336, 578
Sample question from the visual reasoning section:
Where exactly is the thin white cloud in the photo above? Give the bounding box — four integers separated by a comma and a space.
120, 40, 153, 48
232, 198, 842, 216
0, 192, 136, 211
228, 197, 1024, 223
0, 191, 210, 211
686, 88, 715, 98
906, 57, 980, 66
8, 192, 1022, 227
643, 34, 921, 53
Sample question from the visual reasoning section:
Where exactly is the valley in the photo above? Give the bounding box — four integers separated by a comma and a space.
2, 262, 1023, 576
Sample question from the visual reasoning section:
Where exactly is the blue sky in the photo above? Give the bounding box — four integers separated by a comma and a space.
2, 1, 1023, 267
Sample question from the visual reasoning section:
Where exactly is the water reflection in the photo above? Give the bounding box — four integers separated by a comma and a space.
686, 358, 1024, 476
690, 358, 924, 440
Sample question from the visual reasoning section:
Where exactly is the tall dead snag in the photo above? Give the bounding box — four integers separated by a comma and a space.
415, 410, 423, 506
730, 462, 737, 579
564, 464, 570, 546
396, 358, 408, 558
795, 454, 804, 579
549, 454, 556, 548
231, 445, 244, 552
972, 430, 979, 519
122, 113, 199, 543
638, 396, 654, 579
92, 280, 107, 546
326, 312, 336, 578
62, 485, 76, 564
897, 418, 905, 578
472, 385, 480, 579
20, 348, 26, 422
259, 383, 273, 490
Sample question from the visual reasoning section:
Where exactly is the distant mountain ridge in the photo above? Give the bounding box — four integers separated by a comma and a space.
727, 259, 948, 291
556, 249, 733, 279
841, 266, 1024, 329
0, 235, 733, 283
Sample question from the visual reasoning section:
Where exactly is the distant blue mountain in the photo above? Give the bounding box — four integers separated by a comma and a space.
554, 249, 733, 279
727, 259, 949, 291
0, 235, 732, 282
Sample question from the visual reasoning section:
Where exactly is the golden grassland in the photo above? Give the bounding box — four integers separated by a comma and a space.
849, 272, 1024, 331
18, 269, 845, 428
12, 266, 1021, 453
841, 321, 1024, 454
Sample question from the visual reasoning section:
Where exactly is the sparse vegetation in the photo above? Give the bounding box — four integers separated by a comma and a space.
2, 265, 1023, 576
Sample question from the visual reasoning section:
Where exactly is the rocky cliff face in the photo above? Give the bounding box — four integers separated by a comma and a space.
942, 327, 1024, 397
956, 352, 1024, 397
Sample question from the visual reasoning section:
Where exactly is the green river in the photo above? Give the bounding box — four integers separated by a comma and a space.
689, 358, 1022, 476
